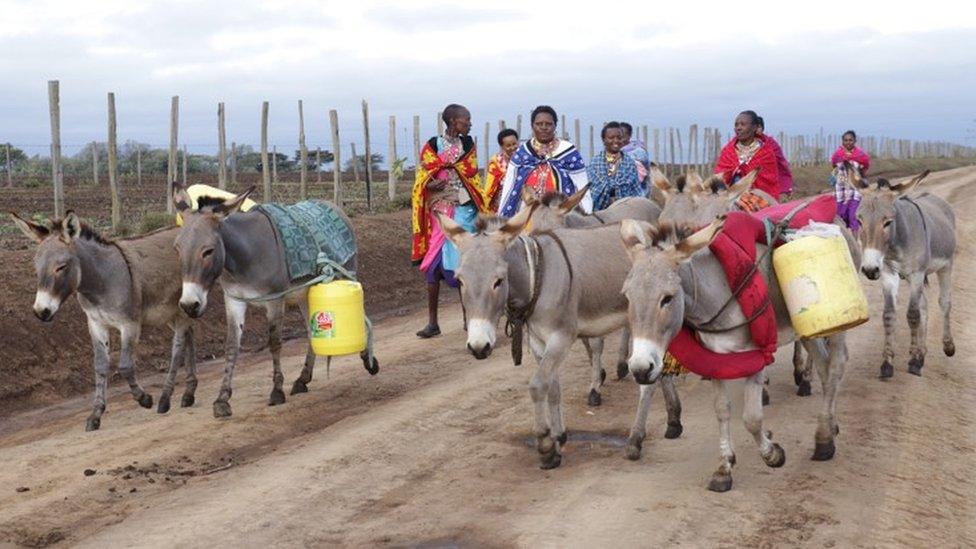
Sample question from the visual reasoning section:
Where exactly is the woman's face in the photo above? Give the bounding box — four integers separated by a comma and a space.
532, 112, 556, 143
734, 114, 757, 142
603, 127, 624, 154
449, 109, 472, 136
843, 134, 856, 150
500, 135, 519, 157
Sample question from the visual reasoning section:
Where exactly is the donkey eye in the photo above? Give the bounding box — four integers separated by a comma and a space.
493, 278, 503, 289
54, 263, 68, 274
660, 295, 673, 307
201, 248, 214, 258
882, 219, 893, 228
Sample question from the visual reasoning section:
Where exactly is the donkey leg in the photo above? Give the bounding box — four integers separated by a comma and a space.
86, 321, 111, 431
744, 372, 784, 468
661, 374, 683, 439
291, 297, 316, 395
879, 268, 900, 378
119, 325, 153, 410
266, 300, 287, 406
937, 265, 955, 357
581, 337, 605, 406
793, 342, 813, 396
906, 273, 927, 376
626, 382, 658, 460
157, 323, 188, 414
761, 370, 771, 406
616, 326, 631, 380
181, 325, 198, 408
708, 380, 736, 492
528, 332, 572, 470
214, 297, 246, 418
812, 334, 847, 461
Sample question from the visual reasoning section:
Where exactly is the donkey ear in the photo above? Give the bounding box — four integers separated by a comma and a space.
672, 215, 725, 262
727, 168, 759, 198
559, 184, 589, 213
213, 187, 255, 219
9, 212, 50, 243
686, 171, 706, 194
497, 202, 538, 243
620, 219, 657, 261
173, 181, 192, 212
890, 170, 930, 194
434, 209, 470, 248
520, 186, 539, 206
61, 210, 83, 241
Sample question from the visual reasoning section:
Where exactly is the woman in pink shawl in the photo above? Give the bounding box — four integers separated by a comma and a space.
830, 130, 871, 231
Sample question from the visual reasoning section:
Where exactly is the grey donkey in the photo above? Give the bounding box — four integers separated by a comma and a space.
856, 169, 956, 377
11, 212, 196, 430
437, 204, 682, 470
620, 216, 861, 491
172, 183, 373, 419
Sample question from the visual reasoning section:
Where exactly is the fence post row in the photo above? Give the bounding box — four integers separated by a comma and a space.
388, 115, 397, 201
48, 80, 64, 218
107, 92, 120, 231
261, 101, 270, 201
298, 99, 308, 200
217, 102, 227, 189
329, 109, 340, 204
362, 99, 373, 211
167, 95, 179, 214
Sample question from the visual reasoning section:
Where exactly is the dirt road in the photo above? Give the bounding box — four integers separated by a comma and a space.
2, 167, 974, 548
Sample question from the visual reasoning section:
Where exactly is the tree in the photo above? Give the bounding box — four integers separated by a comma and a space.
344, 153, 384, 173
0, 143, 27, 171
294, 149, 335, 171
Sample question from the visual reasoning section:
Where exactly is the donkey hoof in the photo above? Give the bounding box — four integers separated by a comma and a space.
556, 432, 568, 446
539, 451, 562, 470
290, 380, 309, 395
793, 370, 804, 386
708, 473, 733, 492
907, 358, 924, 376
625, 439, 643, 461
812, 440, 836, 461
587, 389, 602, 407
764, 443, 786, 468
85, 417, 101, 432
268, 389, 286, 406
180, 393, 195, 408
944, 341, 956, 357
665, 422, 683, 439
212, 400, 233, 418
880, 361, 894, 379
797, 380, 812, 397
363, 356, 380, 376
156, 394, 171, 414
136, 393, 153, 409
616, 361, 629, 380
600, 368, 607, 385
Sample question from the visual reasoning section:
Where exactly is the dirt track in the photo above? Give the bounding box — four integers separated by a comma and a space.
1, 167, 975, 548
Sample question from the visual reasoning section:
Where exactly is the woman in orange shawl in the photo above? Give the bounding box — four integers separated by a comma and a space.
485, 128, 519, 211
714, 110, 781, 210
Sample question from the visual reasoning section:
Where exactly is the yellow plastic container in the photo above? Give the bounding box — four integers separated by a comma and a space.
307, 280, 366, 356
773, 235, 869, 338
175, 184, 258, 226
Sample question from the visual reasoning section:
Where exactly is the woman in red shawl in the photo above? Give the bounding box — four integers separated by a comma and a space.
714, 110, 781, 210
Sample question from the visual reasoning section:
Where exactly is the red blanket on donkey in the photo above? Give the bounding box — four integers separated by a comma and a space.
667, 194, 837, 379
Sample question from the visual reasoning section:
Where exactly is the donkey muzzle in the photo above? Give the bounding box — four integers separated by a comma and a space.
180, 301, 204, 318
629, 338, 664, 385
466, 319, 496, 360
861, 266, 880, 280
467, 342, 493, 360
33, 291, 60, 322
180, 282, 208, 318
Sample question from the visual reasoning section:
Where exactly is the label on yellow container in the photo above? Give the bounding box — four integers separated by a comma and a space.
310, 311, 336, 338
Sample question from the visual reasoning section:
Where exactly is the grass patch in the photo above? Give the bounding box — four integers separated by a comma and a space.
138, 211, 174, 234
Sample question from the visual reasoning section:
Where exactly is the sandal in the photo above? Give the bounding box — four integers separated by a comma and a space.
416, 324, 441, 339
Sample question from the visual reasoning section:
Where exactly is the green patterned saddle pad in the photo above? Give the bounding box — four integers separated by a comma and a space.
255, 201, 356, 282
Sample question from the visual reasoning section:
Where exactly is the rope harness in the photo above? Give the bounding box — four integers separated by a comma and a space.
505, 231, 574, 366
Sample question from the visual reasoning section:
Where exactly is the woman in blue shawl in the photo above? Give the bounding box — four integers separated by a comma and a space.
587, 121, 643, 211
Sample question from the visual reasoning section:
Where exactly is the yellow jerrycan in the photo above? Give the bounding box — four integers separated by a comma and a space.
175, 184, 258, 226
307, 280, 366, 356
773, 234, 869, 338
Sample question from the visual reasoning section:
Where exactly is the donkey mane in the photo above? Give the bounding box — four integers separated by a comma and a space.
675, 175, 687, 194
49, 218, 114, 245
540, 191, 568, 207
652, 222, 695, 247
474, 213, 508, 234
196, 195, 227, 211
707, 177, 728, 195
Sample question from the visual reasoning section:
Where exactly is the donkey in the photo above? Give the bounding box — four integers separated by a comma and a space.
172, 184, 369, 419
856, 170, 956, 377
10, 212, 196, 430
523, 187, 671, 406
438, 204, 683, 470
619, 217, 858, 491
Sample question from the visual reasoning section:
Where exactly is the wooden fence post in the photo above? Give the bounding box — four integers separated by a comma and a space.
298, 100, 308, 200
316, 147, 322, 186
107, 92, 120, 230
483, 121, 490, 180
261, 101, 270, 201
668, 128, 676, 176
230, 142, 237, 186
272, 145, 278, 185
561, 114, 568, 139
351, 143, 360, 184
329, 109, 341, 204
91, 141, 99, 186
641, 125, 648, 152
362, 99, 373, 210
388, 115, 397, 201
574, 118, 581, 148
137, 148, 142, 186
167, 95, 178, 214
653, 129, 660, 165
182, 144, 188, 185
437, 111, 444, 135
413, 115, 421, 162
589, 125, 595, 159
48, 80, 64, 218
218, 102, 227, 189
516, 114, 523, 137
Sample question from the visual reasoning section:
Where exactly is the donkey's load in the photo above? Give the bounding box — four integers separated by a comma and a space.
308, 280, 366, 356
175, 184, 258, 226
773, 224, 869, 338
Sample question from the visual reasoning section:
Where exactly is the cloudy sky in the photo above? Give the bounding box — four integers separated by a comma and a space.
2, 0, 975, 159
